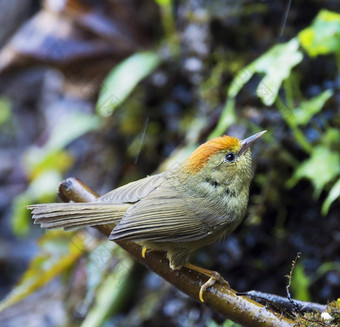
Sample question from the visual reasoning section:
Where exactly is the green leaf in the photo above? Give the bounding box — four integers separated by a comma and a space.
11, 193, 32, 237
23, 111, 99, 179
81, 257, 134, 327
206, 319, 242, 327
44, 112, 101, 152
206, 320, 220, 327
228, 38, 303, 106
0, 96, 11, 125
23, 112, 100, 179
299, 10, 340, 57
322, 178, 340, 215
228, 68, 254, 98
211, 38, 303, 138
154, 0, 172, 5
27, 170, 62, 200
11, 171, 62, 237
293, 89, 333, 125
287, 146, 340, 198
76, 240, 118, 317
0, 231, 84, 313
322, 127, 340, 146
15, 112, 100, 235
312, 262, 340, 283
97, 51, 161, 117
24, 150, 73, 180
291, 263, 311, 302
254, 38, 303, 105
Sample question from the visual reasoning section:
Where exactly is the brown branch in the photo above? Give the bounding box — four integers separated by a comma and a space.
58, 177, 296, 327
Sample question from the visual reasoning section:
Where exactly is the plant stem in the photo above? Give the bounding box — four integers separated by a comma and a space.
275, 97, 312, 154
284, 77, 294, 110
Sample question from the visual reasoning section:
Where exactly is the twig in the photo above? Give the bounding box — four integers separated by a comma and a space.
237, 291, 326, 314
58, 177, 296, 327
286, 252, 302, 313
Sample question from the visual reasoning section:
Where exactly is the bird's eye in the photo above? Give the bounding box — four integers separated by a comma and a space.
225, 153, 235, 162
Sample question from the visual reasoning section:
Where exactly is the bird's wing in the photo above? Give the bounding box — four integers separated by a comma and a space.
98, 172, 168, 204
109, 181, 227, 242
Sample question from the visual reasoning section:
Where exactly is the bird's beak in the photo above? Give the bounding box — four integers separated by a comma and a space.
239, 130, 267, 155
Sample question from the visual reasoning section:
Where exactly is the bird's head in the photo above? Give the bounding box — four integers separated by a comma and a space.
182, 131, 266, 193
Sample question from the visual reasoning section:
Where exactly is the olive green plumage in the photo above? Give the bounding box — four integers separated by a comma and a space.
28, 131, 265, 271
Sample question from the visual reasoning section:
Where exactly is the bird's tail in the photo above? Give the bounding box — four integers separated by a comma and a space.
27, 202, 131, 230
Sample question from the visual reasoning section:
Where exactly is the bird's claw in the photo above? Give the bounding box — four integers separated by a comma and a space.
199, 273, 229, 303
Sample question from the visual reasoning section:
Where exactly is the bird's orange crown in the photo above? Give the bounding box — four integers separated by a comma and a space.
185, 136, 241, 173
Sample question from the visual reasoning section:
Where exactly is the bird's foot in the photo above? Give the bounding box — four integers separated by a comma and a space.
199, 272, 229, 303
142, 247, 148, 258
184, 263, 229, 303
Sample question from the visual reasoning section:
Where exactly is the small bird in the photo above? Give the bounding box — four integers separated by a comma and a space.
28, 131, 266, 302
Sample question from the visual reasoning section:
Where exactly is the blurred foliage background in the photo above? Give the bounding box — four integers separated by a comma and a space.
0, 0, 339, 326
